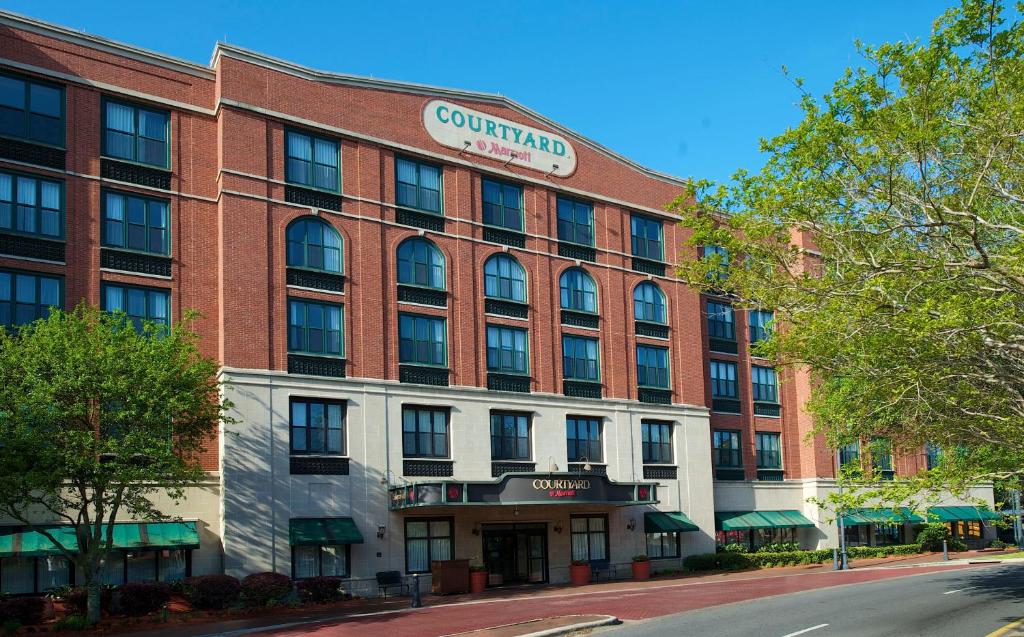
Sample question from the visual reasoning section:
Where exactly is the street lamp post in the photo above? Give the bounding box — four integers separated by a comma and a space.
836, 449, 849, 570
1013, 489, 1024, 550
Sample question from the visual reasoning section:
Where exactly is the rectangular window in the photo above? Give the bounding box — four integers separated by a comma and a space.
399, 313, 447, 367
490, 411, 530, 461
482, 178, 522, 231
293, 544, 350, 579
402, 406, 449, 458
562, 334, 600, 382
556, 197, 593, 246
749, 310, 773, 345
405, 518, 452, 573
0, 170, 63, 239
570, 515, 607, 562
713, 430, 742, 468
871, 439, 893, 473
286, 130, 340, 192
566, 416, 602, 463
755, 432, 782, 469
486, 324, 528, 375
706, 301, 735, 341
0, 269, 62, 329
288, 299, 343, 357
102, 284, 170, 334
646, 532, 679, 559
641, 420, 673, 464
709, 360, 738, 399
703, 244, 729, 280
102, 190, 169, 255
0, 72, 64, 146
290, 398, 346, 456
839, 442, 860, 468
396, 157, 442, 214
103, 99, 169, 168
637, 345, 669, 388
751, 366, 778, 403
925, 443, 941, 470
630, 214, 663, 260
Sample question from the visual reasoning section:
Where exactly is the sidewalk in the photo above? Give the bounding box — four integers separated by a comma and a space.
111, 550, 1010, 637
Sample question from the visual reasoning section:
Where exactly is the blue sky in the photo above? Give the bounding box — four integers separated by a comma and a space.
7, 0, 957, 183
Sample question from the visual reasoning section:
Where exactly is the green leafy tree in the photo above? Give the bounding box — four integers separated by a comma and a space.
671, 0, 1024, 494
0, 304, 230, 624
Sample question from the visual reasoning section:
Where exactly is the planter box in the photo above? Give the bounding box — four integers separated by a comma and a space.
632, 560, 651, 581
569, 563, 591, 586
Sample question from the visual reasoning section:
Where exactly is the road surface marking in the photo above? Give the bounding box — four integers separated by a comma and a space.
780, 624, 829, 637
986, 616, 1024, 637
943, 586, 977, 594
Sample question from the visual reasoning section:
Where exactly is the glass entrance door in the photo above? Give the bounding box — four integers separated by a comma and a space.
481, 523, 547, 585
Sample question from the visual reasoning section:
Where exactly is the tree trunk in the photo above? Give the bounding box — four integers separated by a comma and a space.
86, 574, 102, 624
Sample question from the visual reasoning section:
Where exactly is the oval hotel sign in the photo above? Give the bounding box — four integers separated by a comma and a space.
423, 99, 576, 177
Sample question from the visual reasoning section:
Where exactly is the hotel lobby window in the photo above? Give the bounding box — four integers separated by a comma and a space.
405, 518, 452, 573
646, 532, 679, 559
293, 544, 349, 579
490, 411, 530, 461
570, 515, 608, 562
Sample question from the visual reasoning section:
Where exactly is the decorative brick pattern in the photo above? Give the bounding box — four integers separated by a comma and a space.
0, 233, 65, 262
396, 208, 445, 231
403, 459, 454, 477
290, 456, 350, 475
643, 465, 678, 480
101, 248, 172, 277
631, 257, 665, 276
101, 158, 172, 189
284, 185, 342, 211
557, 242, 596, 262
561, 310, 599, 328
397, 285, 447, 307
0, 137, 65, 169
287, 354, 346, 377
491, 462, 535, 477
286, 268, 345, 292
638, 388, 672, 405
399, 365, 449, 386
563, 380, 602, 399
487, 373, 531, 393
483, 227, 526, 248
635, 322, 669, 339
484, 298, 528, 318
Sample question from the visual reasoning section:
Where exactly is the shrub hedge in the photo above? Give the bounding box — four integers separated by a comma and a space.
0, 596, 46, 626
684, 544, 925, 572
60, 586, 114, 616
240, 572, 293, 608
116, 582, 171, 616
181, 574, 242, 610
296, 577, 343, 603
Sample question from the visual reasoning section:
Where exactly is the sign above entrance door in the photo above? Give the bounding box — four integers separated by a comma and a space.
422, 100, 577, 177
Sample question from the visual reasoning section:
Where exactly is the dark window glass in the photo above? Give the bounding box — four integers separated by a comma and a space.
290, 398, 345, 455
490, 411, 530, 460
0, 270, 62, 329
749, 310, 774, 345
633, 282, 665, 324
102, 284, 169, 334
925, 443, 941, 470
707, 301, 735, 341
646, 532, 679, 558
486, 324, 528, 375
637, 345, 670, 388
713, 430, 742, 468
104, 100, 169, 168
709, 360, 738, 399
482, 178, 522, 231
562, 334, 600, 382
397, 238, 445, 289
396, 157, 442, 214
703, 244, 729, 280
401, 407, 449, 458
286, 218, 342, 273
483, 254, 526, 302
570, 515, 607, 562
630, 215, 663, 260
288, 298, 343, 356
293, 544, 349, 579
755, 432, 781, 469
286, 130, 340, 192
398, 313, 447, 366
751, 366, 778, 403
566, 416, 602, 463
0, 171, 63, 239
839, 442, 860, 468
556, 197, 593, 246
102, 191, 168, 255
0, 73, 64, 146
870, 439, 893, 472
559, 268, 597, 313
641, 420, 673, 464
404, 518, 452, 573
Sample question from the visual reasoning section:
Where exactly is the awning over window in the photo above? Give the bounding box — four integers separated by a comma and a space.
0, 522, 199, 558
928, 506, 1003, 522
644, 511, 699, 533
842, 507, 925, 526
290, 518, 364, 546
715, 510, 815, 531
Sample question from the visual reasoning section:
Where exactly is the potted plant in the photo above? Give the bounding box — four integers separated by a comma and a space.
569, 560, 591, 586
469, 562, 488, 594
631, 554, 651, 581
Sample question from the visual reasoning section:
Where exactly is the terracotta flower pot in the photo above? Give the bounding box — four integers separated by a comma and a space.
632, 560, 651, 581
470, 570, 488, 594
569, 563, 591, 586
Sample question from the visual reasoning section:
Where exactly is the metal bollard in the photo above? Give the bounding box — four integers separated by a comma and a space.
943, 539, 949, 561
833, 548, 839, 570
841, 550, 848, 570
411, 573, 422, 608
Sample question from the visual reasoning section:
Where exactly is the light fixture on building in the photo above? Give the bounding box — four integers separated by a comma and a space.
626, 518, 636, 531
577, 457, 592, 473
377, 525, 386, 539
544, 163, 560, 178
547, 456, 559, 473
553, 521, 563, 534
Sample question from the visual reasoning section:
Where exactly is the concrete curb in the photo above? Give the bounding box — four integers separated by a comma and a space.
444, 614, 620, 637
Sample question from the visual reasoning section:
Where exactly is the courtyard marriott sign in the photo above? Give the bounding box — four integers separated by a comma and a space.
388, 473, 657, 509
423, 99, 577, 177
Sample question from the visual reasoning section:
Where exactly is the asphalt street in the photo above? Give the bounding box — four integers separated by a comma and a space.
602, 562, 1024, 637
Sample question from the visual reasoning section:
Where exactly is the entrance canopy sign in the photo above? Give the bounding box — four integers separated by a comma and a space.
389, 473, 656, 510
423, 99, 577, 177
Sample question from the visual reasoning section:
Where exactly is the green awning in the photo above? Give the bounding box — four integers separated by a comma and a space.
842, 507, 925, 526
290, 518, 364, 546
0, 522, 199, 558
644, 511, 699, 533
715, 510, 815, 531
928, 506, 1003, 522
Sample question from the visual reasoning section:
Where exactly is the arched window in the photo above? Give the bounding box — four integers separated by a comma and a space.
633, 282, 666, 324
286, 218, 342, 273
559, 268, 597, 313
483, 254, 526, 302
397, 237, 445, 289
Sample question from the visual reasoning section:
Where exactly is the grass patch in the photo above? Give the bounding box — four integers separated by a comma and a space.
994, 551, 1024, 559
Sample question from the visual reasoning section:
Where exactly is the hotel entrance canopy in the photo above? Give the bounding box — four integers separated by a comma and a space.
389, 473, 657, 510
